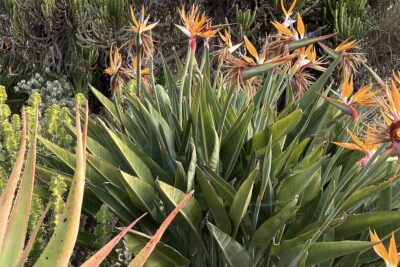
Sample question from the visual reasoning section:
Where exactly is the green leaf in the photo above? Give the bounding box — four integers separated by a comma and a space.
207, 223, 253, 267
276, 157, 327, 204
197, 167, 231, 234
221, 104, 253, 178
156, 180, 206, 252
251, 109, 303, 155
129, 192, 194, 267
287, 34, 336, 50
299, 55, 341, 110
251, 198, 298, 248
120, 171, 156, 215
229, 169, 257, 236
125, 231, 190, 267
207, 129, 220, 171
335, 212, 400, 239
99, 120, 153, 185
306, 241, 373, 266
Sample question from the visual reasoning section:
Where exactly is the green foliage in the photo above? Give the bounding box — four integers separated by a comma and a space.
39, 38, 398, 266
323, 0, 368, 38
48, 175, 67, 229
94, 204, 116, 247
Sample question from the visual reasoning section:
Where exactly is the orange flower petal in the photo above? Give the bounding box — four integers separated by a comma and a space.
244, 36, 259, 61
332, 142, 362, 152
389, 232, 399, 266
369, 230, 390, 263
272, 21, 293, 37
335, 39, 356, 52
296, 13, 305, 38
341, 74, 353, 99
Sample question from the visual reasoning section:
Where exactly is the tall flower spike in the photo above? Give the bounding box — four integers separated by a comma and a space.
104, 47, 124, 94
242, 36, 268, 65
129, 5, 158, 58
333, 127, 377, 167
321, 74, 376, 120
281, 0, 297, 27
176, 4, 219, 51
369, 230, 399, 267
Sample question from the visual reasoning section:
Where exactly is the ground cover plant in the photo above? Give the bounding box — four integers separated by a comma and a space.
3, 1, 400, 266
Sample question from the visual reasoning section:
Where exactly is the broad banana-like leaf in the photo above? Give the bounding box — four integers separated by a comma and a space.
229, 169, 257, 236
208, 223, 253, 267
306, 241, 374, 266
197, 167, 231, 234
251, 197, 298, 248
220, 104, 254, 178
129, 191, 194, 267
335, 212, 400, 239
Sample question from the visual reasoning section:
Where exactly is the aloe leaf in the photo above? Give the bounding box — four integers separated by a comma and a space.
81, 213, 146, 267
208, 223, 253, 267
17, 204, 50, 267
129, 191, 194, 267
197, 167, 231, 234
34, 106, 87, 266
0, 109, 26, 250
229, 169, 257, 237
0, 110, 38, 267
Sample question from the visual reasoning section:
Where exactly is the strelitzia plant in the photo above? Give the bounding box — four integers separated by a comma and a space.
128, 5, 157, 97
322, 74, 376, 120
273, 12, 306, 40
38, 3, 400, 267
333, 128, 377, 167
369, 230, 399, 267
104, 46, 123, 95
